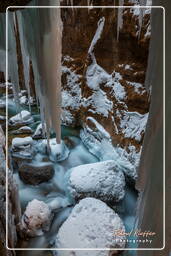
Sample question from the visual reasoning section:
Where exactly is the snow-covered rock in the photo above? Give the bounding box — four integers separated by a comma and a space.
55, 198, 125, 255
9, 110, 33, 125
11, 136, 34, 159
67, 160, 125, 203
21, 199, 53, 237
12, 136, 33, 148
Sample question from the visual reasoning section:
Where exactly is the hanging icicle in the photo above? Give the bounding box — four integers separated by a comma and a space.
8, 12, 21, 112
138, 0, 147, 40
117, 0, 124, 41
16, 12, 32, 112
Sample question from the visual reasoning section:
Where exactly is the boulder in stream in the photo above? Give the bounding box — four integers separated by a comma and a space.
18, 162, 54, 185
55, 198, 126, 255
67, 160, 125, 203
21, 199, 52, 237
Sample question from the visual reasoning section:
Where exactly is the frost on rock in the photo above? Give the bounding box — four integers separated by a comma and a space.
119, 111, 149, 142
9, 110, 33, 126
86, 62, 109, 90
55, 198, 126, 254
47, 139, 70, 162
67, 160, 125, 203
21, 199, 52, 237
82, 89, 113, 117
61, 65, 81, 125
80, 117, 137, 181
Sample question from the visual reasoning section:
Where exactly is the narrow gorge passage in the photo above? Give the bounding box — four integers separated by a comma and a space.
0, 0, 165, 256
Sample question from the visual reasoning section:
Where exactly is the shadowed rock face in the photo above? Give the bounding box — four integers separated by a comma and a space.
0, 0, 32, 13
0, 126, 21, 255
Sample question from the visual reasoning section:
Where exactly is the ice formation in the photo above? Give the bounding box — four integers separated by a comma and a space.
67, 160, 125, 202
8, 0, 63, 143
117, 0, 124, 41
55, 198, 126, 254
80, 117, 137, 181
42, 138, 70, 162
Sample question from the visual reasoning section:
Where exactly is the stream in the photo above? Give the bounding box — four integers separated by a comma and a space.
1, 95, 138, 254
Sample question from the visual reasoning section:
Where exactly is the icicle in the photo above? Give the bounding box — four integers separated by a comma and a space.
16, 12, 31, 112
117, 0, 124, 41
88, 17, 105, 63
18, 0, 63, 144
0, 13, 6, 78
8, 12, 21, 111
138, 0, 147, 39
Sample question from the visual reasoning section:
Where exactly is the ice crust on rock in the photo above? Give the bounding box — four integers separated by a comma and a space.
21, 199, 52, 237
55, 198, 126, 255
67, 160, 125, 202
9, 110, 33, 125
47, 139, 70, 162
80, 117, 137, 181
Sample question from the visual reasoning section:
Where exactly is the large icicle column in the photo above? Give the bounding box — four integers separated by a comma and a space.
38, 0, 63, 144
16, 0, 63, 144
135, 2, 164, 250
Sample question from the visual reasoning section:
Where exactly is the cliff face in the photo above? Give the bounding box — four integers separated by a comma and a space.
60, 0, 151, 178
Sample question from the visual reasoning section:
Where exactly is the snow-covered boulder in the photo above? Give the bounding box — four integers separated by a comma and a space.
9, 110, 33, 126
11, 136, 34, 159
18, 162, 54, 185
21, 199, 53, 237
55, 198, 125, 255
67, 160, 125, 203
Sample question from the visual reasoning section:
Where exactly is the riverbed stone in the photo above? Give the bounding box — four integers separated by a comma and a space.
21, 199, 52, 237
67, 160, 125, 203
55, 198, 125, 255
18, 162, 54, 185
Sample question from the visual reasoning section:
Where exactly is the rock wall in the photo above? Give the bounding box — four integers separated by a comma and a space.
60, 0, 151, 175
0, 126, 21, 255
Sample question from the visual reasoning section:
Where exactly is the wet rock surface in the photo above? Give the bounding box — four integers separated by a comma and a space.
18, 162, 54, 185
